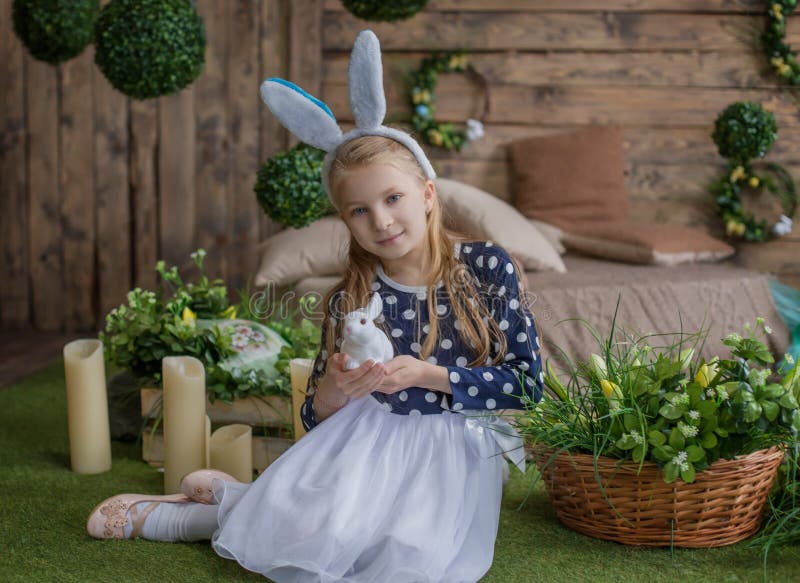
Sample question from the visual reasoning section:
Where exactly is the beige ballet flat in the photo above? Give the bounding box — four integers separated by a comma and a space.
180, 469, 238, 504
86, 492, 190, 540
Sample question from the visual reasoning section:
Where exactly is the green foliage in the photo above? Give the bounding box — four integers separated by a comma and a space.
517, 301, 800, 486
254, 144, 332, 229
341, 0, 428, 22
100, 250, 321, 404
93, 0, 205, 100
761, 1, 800, 85
12, 0, 99, 64
712, 101, 777, 165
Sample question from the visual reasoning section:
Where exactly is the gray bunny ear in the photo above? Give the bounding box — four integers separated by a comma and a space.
348, 30, 386, 130
260, 78, 343, 151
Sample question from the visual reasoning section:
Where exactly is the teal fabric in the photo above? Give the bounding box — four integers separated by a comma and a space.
769, 277, 800, 367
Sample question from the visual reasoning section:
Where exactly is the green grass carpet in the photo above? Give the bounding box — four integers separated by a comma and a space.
1, 359, 798, 583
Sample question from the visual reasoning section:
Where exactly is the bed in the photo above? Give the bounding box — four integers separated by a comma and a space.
292, 253, 790, 365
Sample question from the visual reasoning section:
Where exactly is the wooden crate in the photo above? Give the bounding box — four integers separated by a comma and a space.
141, 426, 294, 473
140, 387, 291, 427
140, 387, 295, 473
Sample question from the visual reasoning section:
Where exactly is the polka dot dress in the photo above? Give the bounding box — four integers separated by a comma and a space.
301, 241, 544, 431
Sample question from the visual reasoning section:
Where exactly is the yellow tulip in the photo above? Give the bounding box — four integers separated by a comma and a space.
695, 362, 718, 388
600, 379, 624, 409
222, 306, 237, 319
181, 307, 196, 325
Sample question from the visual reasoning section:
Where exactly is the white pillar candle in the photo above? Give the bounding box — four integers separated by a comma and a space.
162, 356, 206, 494
63, 339, 112, 474
290, 358, 314, 441
210, 424, 253, 483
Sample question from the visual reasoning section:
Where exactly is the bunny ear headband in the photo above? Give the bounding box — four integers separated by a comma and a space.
259, 29, 436, 204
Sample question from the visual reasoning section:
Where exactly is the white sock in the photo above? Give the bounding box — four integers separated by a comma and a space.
123, 501, 220, 542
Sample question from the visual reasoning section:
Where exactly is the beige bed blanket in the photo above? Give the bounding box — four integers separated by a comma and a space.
293, 253, 789, 364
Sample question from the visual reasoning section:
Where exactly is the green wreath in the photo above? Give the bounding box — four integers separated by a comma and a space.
711, 162, 796, 241
762, 1, 800, 85
408, 52, 488, 151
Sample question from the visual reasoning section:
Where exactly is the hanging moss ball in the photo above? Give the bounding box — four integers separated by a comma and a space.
341, 0, 429, 22
712, 101, 778, 165
12, 0, 100, 64
94, 0, 206, 100
254, 144, 334, 229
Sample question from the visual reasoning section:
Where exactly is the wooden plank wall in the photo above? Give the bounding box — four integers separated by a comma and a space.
0, 0, 298, 333
2, 0, 800, 333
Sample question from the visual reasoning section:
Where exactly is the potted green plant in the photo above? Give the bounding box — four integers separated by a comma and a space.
516, 303, 799, 547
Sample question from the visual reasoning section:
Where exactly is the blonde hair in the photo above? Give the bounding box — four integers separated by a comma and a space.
311, 135, 527, 390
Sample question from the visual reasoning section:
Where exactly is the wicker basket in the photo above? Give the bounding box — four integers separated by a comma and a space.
532, 446, 785, 548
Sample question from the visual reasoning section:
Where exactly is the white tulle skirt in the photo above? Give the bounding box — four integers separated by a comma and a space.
209, 394, 509, 583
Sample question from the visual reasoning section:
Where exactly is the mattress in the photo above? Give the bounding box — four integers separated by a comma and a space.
292, 253, 790, 364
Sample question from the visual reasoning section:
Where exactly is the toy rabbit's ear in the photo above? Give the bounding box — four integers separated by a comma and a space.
260, 78, 343, 151
348, 30, 386, 130
366, 291, 383, 320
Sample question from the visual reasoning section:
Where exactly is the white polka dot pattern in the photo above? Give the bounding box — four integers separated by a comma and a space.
299, 243, 544, 432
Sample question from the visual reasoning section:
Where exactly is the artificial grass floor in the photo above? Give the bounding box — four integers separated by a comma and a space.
1, 359, 798, 583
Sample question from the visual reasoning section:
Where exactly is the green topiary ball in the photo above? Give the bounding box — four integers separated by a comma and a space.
712, 101, 778, 165
341, 0, 428, 22
254, 144, 334, 229
12, 0, 100, 64
94, 0, 206, 100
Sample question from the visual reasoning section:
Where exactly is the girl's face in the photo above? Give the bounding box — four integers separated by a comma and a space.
335, 163, 435, 261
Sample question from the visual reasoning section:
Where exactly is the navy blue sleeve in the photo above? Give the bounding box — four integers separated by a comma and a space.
444, 245, 544, 412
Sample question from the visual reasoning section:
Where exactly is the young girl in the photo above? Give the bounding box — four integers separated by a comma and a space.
86, 30, 543, 582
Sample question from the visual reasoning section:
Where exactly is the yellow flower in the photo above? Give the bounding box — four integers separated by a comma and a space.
772, 3, 784, 20
772, 56, 786, 68
222, 306, 237, 319
428, 129, 444, 146
600, 379, 624, 408
695, 362, 718, 388
726, 219, 746, 237
748, 176, 760, 188
736, 222, 746, 236
181, 307, 196, 325
729, 165, 746, 182
412, 89, 429, 105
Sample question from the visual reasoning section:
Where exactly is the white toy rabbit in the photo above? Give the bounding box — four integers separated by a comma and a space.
340, 292, 394, 370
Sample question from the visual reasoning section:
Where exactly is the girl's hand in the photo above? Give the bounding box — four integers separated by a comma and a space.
317, 352, 387, 404
375, 355, 432, 395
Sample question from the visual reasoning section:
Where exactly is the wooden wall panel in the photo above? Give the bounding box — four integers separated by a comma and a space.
227, 0, 262, 291
26, 55, 62, 332
60, 48, 95, 332
195, 0, 230, 281
130, 99, 159, 292
259, 0, 290, 242
3, 1, 800, 332
0, 0, 30, 329
94, 70, 130, 325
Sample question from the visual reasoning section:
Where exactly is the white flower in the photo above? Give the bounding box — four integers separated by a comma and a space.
764, 325, 773, 335
725, 333, 743, 343
773, 214, 793, 237
786, 354, 796, 365
672, 450, 690, 471
679, 422, 699, 438
688, 410, 700, 420
231, 333, 249, 349
629, 429, 644, 444
466, 118, 485, 141
671, 393, 690, 406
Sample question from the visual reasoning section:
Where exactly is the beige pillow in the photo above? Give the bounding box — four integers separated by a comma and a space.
561, 220, 735, 265
254, 217, 349, 287
528, 219, 565, 254
435, 177, 567, 273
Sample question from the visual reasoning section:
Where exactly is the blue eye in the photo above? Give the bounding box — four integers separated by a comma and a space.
387, 194, 402, 203
350, 194, 403, 216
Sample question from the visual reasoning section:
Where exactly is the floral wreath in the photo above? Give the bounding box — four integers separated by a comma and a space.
762, 1, 800, 85
711, 162, 797, 241
408, 52, 489, 151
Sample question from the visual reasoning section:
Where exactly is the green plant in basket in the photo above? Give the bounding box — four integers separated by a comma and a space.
517, 306, 800, 485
